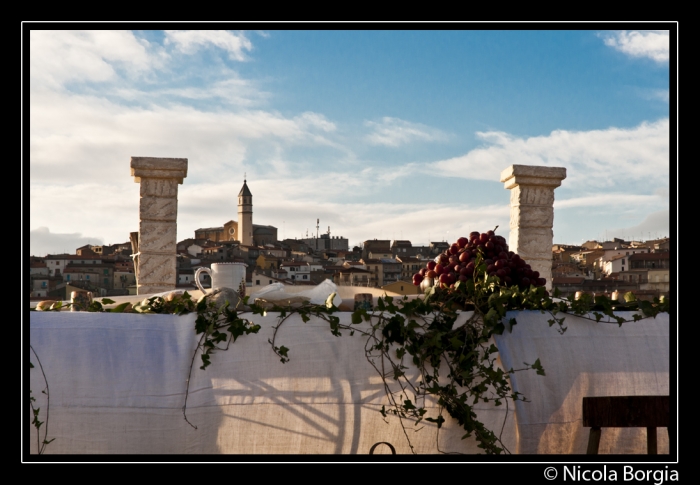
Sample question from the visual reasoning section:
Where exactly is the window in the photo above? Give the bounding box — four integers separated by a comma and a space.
400, 286, 404, 291
104, 278, 108, 285
86, 275, 90, 280
303, 275, 308, 280
185, 276, 189, 281
41, 281, 47, 288
66, 274, 70, 281
626, 252, 629, 256
256, 280, 260, 285
104, 269, 109, 275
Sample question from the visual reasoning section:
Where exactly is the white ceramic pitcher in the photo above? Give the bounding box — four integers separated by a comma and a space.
195, 262, 247, 296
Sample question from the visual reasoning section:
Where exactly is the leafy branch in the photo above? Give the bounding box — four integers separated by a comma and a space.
29, 345, 54, 454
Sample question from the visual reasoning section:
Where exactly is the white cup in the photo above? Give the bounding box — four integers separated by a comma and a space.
195, 262, 248, 296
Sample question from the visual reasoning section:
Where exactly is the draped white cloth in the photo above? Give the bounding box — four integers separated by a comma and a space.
27, 309, 669, 455
494, 311, 670, 454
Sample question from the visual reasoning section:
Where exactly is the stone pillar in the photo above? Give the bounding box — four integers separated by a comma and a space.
500, 165, 566, 291
130, 157, 188, 295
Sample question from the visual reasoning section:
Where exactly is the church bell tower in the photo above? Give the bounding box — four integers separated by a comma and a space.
238, 179, 253, 246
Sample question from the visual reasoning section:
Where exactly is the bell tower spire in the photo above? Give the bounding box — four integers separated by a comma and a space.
238, 178, 253, 246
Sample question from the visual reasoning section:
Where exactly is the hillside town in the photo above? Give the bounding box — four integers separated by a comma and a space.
29, 181, 671, 303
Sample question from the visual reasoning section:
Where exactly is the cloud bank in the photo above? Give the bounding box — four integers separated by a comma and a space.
29, 30, 156, 90
30, 227, 105, 257
428, 118, 669, 190
164, 30, 252, 61
365, 117, 448, 147
600, 30, 670, 63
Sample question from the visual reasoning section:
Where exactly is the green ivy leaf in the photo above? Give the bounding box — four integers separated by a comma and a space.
109, 302, 131, 313
531, 358, 546, 376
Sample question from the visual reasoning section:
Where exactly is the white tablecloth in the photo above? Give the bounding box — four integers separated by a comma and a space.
494, 311, 670, 454
27, 309, 670, 455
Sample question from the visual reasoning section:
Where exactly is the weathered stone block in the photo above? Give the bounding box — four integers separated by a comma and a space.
136, 253, 177, 286
510, 185, 555, 207
131, 157, 188, 184
510, 205, 554, 228
510, 228, 553, 260
131, 157, 188, 172
132, 168, 187, 182
139, 197, 178, 222
139, 178, 179, 198
500, 165, 567, 190
138, 222, 177, 253
138, 284, 175, 295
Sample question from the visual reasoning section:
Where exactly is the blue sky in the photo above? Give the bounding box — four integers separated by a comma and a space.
27, 28, 673, 256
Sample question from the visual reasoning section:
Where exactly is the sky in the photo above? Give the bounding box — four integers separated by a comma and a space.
26, 27, 674, 257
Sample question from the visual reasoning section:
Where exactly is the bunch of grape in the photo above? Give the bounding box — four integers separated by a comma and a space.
412, 229, 546, 290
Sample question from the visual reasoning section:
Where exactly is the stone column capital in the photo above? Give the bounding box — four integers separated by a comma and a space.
500, 164, 567, 190
131, 157, 188, 184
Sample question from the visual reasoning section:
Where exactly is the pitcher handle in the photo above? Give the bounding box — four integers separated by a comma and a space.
194, 267, 212, 294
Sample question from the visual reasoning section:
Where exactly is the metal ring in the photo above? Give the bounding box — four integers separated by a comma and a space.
369, 441, 396, 454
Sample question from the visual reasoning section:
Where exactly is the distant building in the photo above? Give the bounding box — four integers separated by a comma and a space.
194, 180, 278, 246
301, 232, 349, 252
396, 256, 424, 281
361, 240, 391, 261
333, 267, 372, 287
429, 242, 450, 256
361, 257, 401, 287
381, 280, 421, 296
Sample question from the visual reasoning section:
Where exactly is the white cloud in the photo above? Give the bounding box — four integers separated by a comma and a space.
29, 227, 105, 257
29, 90, 345, 186
554, 193, 664, 210
29, 30, 157, 90
164, 30, 252, 61
599, 30, 669, 63
156, 77, 271, 107
607, 210, 671, 241
294, 112, 337, 132
29, 182, 140, 246
637, 88, 670, 103
364, 117, 448, 147
428, 118, 669, 190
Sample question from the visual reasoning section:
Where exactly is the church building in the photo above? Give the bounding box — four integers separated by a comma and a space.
194, 180, 278, 246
